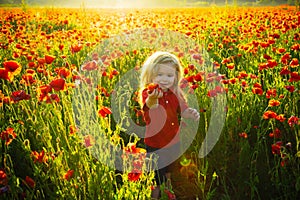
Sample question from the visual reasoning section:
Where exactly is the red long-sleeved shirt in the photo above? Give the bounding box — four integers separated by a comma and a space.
142, 88, 188, 148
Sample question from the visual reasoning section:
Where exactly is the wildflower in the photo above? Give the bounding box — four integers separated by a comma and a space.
10, 90, 30, 103
0, 68, 13, 81
289, 72, 300, 82
69, 125, 77, 135
128, 169, 142, 182
281, 53, 291, 64
263, 110, 277, 119
45, 55, 56, 64
0, 127, 17, 145
252, 87, 263, 95
280, 66, 290, 75
70, 44, 83, 53
164, 189, 176, 200
110, 69, 119, 76
98, 106, 112, 117
271, 141, 282, 155
3, 60, 22, 76
267, 59, 277, 68
269, 128, 281, 138
55, 67, 71, 78
276, 47, 286, 54
226, 63, 235, 70
37, 85, 52, 101
276, 114, 286, 122
288, 116, 299, 127
239, 132, 248, 138
289, 58, 299, 68
268, 99, 280, 107
266, 89, 276, 98
0, 169, 8, 185
31, 150, 47, 163
64, 169, 74, 181
49, 78, 66, 91
81, 61, 98, 71
284, 85, 295, 92
25, 176, 35, 188
192, 54, 201, 60
207, 89, 217, 98
21, 74, 36, 85
124, 142, 137, 153
84, 135, 95, 148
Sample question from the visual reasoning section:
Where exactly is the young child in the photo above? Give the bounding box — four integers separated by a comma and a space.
139, 51, 200, 199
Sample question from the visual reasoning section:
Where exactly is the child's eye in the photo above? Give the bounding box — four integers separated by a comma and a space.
168, 74, 174, 77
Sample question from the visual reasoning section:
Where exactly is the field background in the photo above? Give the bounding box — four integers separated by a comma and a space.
0, 0, 299, 199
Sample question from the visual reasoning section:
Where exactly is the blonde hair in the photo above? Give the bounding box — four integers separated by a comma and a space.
139, 51, 185, 104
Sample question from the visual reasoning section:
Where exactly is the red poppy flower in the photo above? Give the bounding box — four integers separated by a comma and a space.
128, 169, 142, 182
289, 58, 299, 68
147, 83, 160, 93
25, 176, 35, 188
69, 125, 77, 135
37, 57, 46, 65
284, 85, 295, 92
265, 89, 276, 99
252, 87, 263, 95
21, 74, 36, 85
268, 99, 280, 107
281, 53, 291, 64
0, 68, 13, 81
98, 106, 112, 117
226, 63, 235, 70
221, 57, 231, 64
208, 89, 217, 97
276, 47, 286, 54
0, 169, 8, 185
280, 66, 290, 75
84, 135, 95, 148
263, 110, 277, 119
3, 61, 22, 75
46, 93, 60, 103
288, 116, 299, 127
50, 78, 66, 91
10, 90, 31, 103
45, 55, 56, 64
267, 59, 277, 68
164, 189, 176, 200
291, 43, 300, 51
64, 169, 74, 181
55, 67, 71, 78
229, 78, 237, 84
239, 132, 248, 138
110, 69, 119, 76
70, 44, 83, 53
289, 72, 300, 82
269, 128, 281, 138
192, 54, 201, 60
81, 61, 98, 71
276, 114, 286, 122
271, 141, 282, 155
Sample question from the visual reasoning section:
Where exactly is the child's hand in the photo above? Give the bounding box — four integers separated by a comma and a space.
182, 108, 200, 121
146, 88, 163, 108
148, 88, 163, 100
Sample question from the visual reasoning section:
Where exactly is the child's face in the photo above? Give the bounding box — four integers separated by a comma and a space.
152, 64, 176, 91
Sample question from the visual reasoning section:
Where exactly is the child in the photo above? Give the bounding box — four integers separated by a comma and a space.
139, 51, 200, 199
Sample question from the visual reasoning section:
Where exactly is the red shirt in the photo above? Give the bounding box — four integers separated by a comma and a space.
142, 88, 188, 148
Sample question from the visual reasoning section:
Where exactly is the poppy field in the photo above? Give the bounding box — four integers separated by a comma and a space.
0, 4, 300, 200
